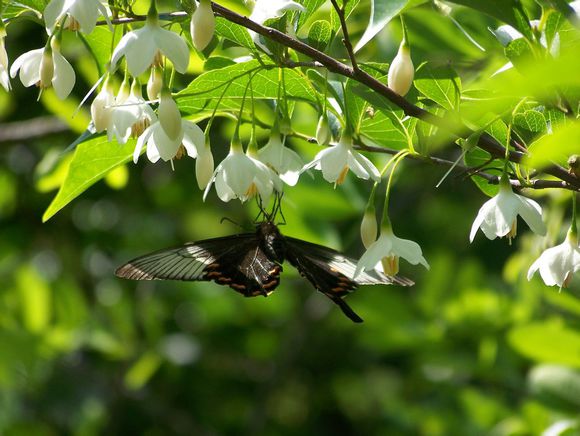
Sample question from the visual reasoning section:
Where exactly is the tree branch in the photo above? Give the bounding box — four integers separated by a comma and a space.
96, 6, 580, 191
328, 0, 359, 71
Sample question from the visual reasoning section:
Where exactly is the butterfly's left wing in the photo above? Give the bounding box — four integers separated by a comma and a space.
116, 233, 282, 297
284, 236, 413, 323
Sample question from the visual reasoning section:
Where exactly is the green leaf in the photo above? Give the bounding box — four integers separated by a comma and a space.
16, 265, 51, 333
504, 38, 534, 71
513, 110, 547, 133
529, 364, 580, 412
360, 111, 409, 150
354, 0, 410, 52
43, 137, 135, 222
544, 9, 565, 51
81, 26, 116, 76
414, 63, 461, 111
215, 17, 254, 49
177, 60, 319, 114
527, 121, 580, 169
464, 148, 500, 197
445, 0, 521, 28
308, 20, 332, 51
508, 320, 580, 368
297, 0, 327, 30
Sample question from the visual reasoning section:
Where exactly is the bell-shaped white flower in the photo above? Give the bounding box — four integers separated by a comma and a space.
134, 118, 204, 164
44, 0, 112, 34
190, 0, 215, 51
258, 129, 303, 186
10, 39, 75, 99
469, 177, 547, 242
108, 80, 155, 144
91, 76, 115, 132
302, 134, 380, 185
388, 41, 414, 96
355, 223, 429, 277
111, 7, 189, 77
0, 24, 10, 91
204, 139, 282, 203
528, 229, 580, 289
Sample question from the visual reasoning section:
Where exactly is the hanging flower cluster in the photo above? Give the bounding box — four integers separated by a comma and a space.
1, 0, 578, 294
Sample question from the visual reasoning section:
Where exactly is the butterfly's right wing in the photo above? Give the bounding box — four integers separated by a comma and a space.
284, 237, 413, 323
115, 233, 282, 297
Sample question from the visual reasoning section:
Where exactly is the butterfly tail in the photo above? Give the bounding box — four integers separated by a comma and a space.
327, 294, 363, 323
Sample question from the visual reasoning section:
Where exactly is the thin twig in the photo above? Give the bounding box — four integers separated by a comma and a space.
328, 0, 359, 71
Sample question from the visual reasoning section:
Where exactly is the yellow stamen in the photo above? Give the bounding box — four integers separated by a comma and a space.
381, 255, 399, 276
174, 144, 186, 160
64, 16, 81, 32
507, 220, 517, 244
152, 50, 164, 68
336, 165, 349, 185
245, 183, 258, 198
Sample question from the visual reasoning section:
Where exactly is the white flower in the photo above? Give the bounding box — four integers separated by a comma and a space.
355, 225, 429, 277
111, 13, 189, 77
108, 80, 155, 144
204, 142, 282, 202
44, 0, 112, 34
134, 118, 204, 164
388, 41, 414, 96
528, 230, 580, 289
0, 26, 10, 91
90, 76, 115, 132
10, 41, 75, 99
302, 135, 380, 185
469, 178, 547, 242
190, 0, 215, 51
258, 130, 303, 186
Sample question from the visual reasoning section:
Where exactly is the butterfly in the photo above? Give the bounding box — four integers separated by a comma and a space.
115, 220, 413, 323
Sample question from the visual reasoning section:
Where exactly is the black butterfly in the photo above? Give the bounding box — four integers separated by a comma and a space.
115, 221, 413, 323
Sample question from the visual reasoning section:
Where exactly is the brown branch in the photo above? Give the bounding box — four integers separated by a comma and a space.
97, 6, 580, 191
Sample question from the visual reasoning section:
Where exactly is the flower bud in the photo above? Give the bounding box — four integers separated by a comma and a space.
39, 47, 54, 89
360, 209, 378, 249
116, 78, 131, 104
316, 113, 331, 145
387, 42, 414, 96
0, 24, 10, 92
91, 76, 115, 132
147, 66, 163, 100
158, 90, 182, 140
568, 155, 579, 178
190, 0, 215, 51
196, 140, 214, 189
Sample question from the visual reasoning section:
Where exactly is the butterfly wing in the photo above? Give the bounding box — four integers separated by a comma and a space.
284, 237, 413, 323
115, 233, 282, 297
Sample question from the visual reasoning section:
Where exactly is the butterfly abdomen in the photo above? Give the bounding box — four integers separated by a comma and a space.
257, 221, 285, 264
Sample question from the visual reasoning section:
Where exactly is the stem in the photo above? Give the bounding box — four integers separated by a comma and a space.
383, 151, 409, 219
572, 192, 578, 235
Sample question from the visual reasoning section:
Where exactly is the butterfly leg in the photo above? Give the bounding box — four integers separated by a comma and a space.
325, 294, 364, 323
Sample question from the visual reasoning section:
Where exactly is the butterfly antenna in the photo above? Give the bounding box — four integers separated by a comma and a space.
220, 217, 245, 229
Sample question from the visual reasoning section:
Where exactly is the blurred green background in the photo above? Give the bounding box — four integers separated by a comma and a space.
1, 1, 580, 435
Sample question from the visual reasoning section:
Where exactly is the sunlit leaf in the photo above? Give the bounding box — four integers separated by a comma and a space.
414, 63, 461, 111
527, 121, 580, 169
354, 0, 410, 52
529, 364, 580, 412
43, 137, 135, 222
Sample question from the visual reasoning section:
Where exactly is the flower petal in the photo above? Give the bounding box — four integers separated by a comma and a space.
43, 0, 68, 31
10, 49, 43, 85
469, 197, 497, 242
355, 234, 393, 277
348, 150, 381, 181
517, 196, 547, 236
51, 49, 75, 99
391, 235, 430, 269
153, 27, 190, 74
